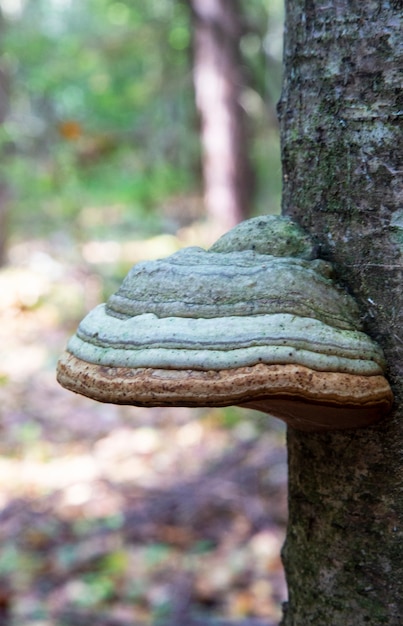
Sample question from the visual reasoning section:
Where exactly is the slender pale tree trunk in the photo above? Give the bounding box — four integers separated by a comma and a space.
278, 1, 402, 623
187, 0, 254, 234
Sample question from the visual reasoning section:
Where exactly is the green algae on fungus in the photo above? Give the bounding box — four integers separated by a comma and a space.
69, 307, 384, 375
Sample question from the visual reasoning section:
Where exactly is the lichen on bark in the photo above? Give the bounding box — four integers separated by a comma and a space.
279, 1, 403, 624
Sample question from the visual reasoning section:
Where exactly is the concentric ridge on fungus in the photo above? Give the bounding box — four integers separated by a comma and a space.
57, 216, 393, 431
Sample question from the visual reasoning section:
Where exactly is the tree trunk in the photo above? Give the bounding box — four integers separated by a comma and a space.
278, 1, 402, 624
187, 0, 254, 235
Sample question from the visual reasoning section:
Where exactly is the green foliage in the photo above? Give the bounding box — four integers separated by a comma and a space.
1, 0, 283, 240
2, 0, 199, 238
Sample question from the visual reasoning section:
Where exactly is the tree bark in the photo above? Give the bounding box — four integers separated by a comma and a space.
279, 1, 403, 624
187, 0, 254, 234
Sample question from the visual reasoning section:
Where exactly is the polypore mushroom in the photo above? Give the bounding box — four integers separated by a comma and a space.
57, 216, 393, 432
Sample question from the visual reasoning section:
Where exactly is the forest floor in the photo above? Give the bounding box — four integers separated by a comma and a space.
0, 226, 287, 626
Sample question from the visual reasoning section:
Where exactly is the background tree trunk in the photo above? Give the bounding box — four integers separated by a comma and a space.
187, 0, 254, 234
279, 1, 402, 624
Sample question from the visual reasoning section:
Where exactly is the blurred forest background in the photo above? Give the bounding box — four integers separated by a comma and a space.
0, 0, 287, 624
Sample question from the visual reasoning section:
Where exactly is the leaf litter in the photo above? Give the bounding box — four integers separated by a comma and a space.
0, 234, 287, 625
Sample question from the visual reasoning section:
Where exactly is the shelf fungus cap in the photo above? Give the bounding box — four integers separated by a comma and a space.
57, 216, 393, 432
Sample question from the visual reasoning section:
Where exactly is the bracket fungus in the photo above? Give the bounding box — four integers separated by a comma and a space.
57, 216, 393, 432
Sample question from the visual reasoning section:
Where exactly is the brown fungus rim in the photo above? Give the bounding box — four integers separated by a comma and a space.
57, 352, 393, 432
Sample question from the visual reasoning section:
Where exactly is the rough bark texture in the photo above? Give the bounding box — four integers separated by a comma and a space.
188, 0, 254, 233
278, 1, 403, 624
